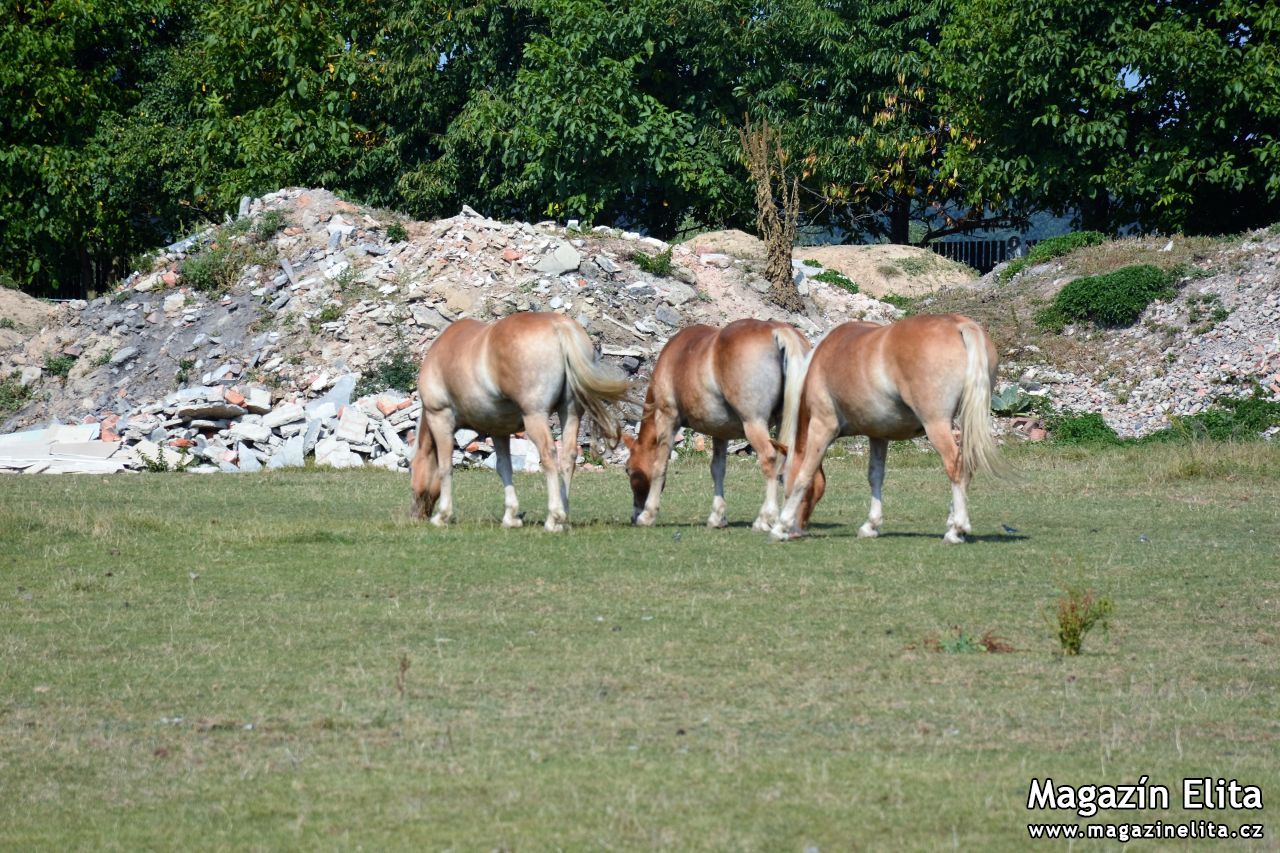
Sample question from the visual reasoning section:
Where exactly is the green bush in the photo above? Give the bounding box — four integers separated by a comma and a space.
44, 353, 77, 378
0, 317, 15, 330
1049, 587, 1113, 656
878, 292, 916, 314
385, 221, 409, 243
1049, 411, 1120, 445
632, 248, 674, 277
254, 210, 288, 242
812, 268, 859, 294
180, 243, 245, 294
1141, 391, 1280, 443
355, 346, 419, 397
0, 372, 33, 413
1036, 264, 1173, 331
1001, 231, 1107, 280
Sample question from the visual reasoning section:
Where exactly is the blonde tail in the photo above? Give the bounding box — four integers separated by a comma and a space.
556, 319, 630, 445
956, 322, 1004, 479
773, 325, 812, 455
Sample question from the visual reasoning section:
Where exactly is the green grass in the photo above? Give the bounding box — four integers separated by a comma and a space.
1, 442, 1277, 849
1000, 231, 1107, 281
1035, 264, 1175, 331
812, 268, 859, 294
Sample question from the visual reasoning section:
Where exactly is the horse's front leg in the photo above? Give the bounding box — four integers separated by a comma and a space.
770, 415, 838, 542
634, 409, 677, 527
858, 438, 888, 538
706, 437, 728, 528
492, 435, 522, 528
524, 413, 567, 532
426, 411, 457, 526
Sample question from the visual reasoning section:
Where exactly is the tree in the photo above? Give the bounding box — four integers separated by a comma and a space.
937, 0, 1280, 234
741, 119, 804, 311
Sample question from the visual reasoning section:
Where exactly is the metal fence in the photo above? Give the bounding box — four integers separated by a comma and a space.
923, 238, 1038, 274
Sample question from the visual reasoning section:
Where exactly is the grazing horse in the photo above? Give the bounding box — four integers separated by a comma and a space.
623, 319, 812, 529
769, 314, 1001, 543
411, 312, 628, 532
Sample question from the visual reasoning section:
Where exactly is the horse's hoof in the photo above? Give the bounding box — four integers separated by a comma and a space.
768, 523, 802, 542
707, 515, 728, 529
429, 514, 451, 528
857, 523, 880, 539
943, 529, 966, 545
544, 517, 567, 533
502, 516, 523, 529
751, 517, 772, 533
634, 511, 657, 527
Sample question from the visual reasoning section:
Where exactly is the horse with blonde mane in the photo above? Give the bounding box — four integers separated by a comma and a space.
769, 313, 1002, 543
411, 312, 628, 532
623, 318, 812, 529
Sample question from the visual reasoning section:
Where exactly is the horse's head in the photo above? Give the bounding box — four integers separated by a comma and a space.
620, 433, 651, 523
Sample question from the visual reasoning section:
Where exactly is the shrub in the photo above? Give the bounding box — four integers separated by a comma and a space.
180, 243, 245, 294
632, 248, 673, 277
878, 292, 916, 314
1141, 390, 1280, 443
0, 317, 15, 330
1049, 587, 1113, 656
1049, 411, 1120, 445
385, 221, 409, 243
1000, 230, 1107, 281
254, 209, 288, 242
0, 372, 33, 413
44, 353, 77, 378
356, 346, 419, 397
812, 268, 858, 294
1036, 264, 1174, 331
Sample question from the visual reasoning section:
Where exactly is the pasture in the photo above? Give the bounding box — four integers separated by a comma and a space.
2, 441, 1278, 849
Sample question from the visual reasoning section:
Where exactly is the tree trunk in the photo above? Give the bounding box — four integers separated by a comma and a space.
889, 194, 911, 245
740, 118, 804, 312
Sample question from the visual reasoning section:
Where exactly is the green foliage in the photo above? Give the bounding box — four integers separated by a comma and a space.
254, 210, 288, 242
632, 249, 674, 277
1036, 265, 1174, 330
136, 445, 195, 473
939, 0, 1280, 235
0, 372, 33, 414
356, 346, 419, 397
990, 386, 1035, 417
879, 293, 916, 313
92, 350, 114, 368
1185, 292, 1231, 333
43, 354, 77, 379
1141, 390, 1280, 444
1049, 411, 1120, 445
384, 221, 409, 243
0, 318, 15, 330
1000, 231, 1107, 281
1048, 587, 1113, 656
812, 269, 859, 294
894, 255, 935, 277
179, 242, 245, 294
175, 358, 195, 385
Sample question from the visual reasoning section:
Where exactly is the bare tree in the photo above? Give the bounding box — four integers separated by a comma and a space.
740, 118, 803, 312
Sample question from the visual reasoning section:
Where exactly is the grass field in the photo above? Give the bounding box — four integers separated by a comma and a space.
2, 441, 1278, 849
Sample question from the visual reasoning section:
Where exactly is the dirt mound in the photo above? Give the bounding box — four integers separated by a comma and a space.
794, 244, 977, 297
683, 229, 765, 260
0, 288, 60, 351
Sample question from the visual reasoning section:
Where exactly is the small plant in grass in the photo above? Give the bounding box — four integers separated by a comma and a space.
801, 258, 822, 267
1035, 264, 1174, 331
385, 221, 409, 243
92, 350, 113, 368
1185, 292, 1230, 334
176, 358, 195, 385
1140, 389, 1280, 443
812, 269, 859, 294
356, 345, 419, 397
1000, 231, 1107, 281
1049, 587, 1113, 656
319, 304, 343, 323
924, 627, 1015, 654
894, 254, 935, 277
180, 242, 244, 294
0, 317, 15, 330
44, 353, 77, 378
1, 371, 33, 413
632, 248, 674, 277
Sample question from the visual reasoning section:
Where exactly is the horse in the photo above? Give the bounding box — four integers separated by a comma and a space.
768, 313, 1002, 544
410, 312, 629, 532
622, 318, 812, 530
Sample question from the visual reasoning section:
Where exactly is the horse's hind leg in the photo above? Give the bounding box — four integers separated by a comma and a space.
707, 437, 729, 528
771, 414, 839, 541
858, 438, 888, 538
743, 420, 783, 531
557, 404, 581, 514
923, 419, 970, 544
426, 411, 458, 526
493, 435, 522, 528
524, 413, 567, 532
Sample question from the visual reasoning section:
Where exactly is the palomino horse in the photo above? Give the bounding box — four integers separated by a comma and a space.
769, 313, 1001, 543
623, 318, 811, 529
411, 312, 628, 532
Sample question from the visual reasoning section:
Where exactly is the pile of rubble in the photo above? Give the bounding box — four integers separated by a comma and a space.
1, 188, 902, 474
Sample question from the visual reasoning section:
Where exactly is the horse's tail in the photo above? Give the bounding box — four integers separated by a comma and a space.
956, 319, 1005, 480
555, 318, 630, 445
773, 324, 812, 456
